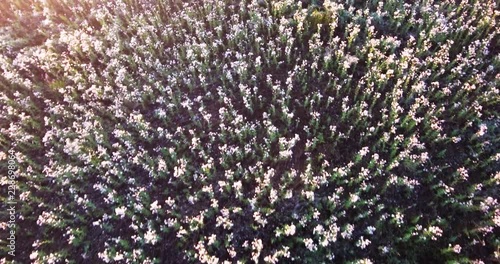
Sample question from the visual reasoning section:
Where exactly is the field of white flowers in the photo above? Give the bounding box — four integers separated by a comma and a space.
0, 0, 499, 263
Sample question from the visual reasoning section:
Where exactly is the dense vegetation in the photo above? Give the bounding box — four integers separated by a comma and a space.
0, 0, 499, 263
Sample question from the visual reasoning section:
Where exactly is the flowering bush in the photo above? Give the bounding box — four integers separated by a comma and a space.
0, 0, 499, 263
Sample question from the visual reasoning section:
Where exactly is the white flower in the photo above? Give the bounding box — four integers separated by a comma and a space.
30, 251, 38, 260
233, 181, 242, 197
211, 199, 219, 209
115, 206, 127, 218
303, 238, 317, 252
227, 246, 237, 259
341, 224, 354, 239
425, 226, 443, 240
253, 211, 267, 227
313, 225, 324, 236
359, 146, 369, 157
392, 212, 404, 227
366, 226, 376, 235
476, 124, 487, 137
381, 246, 390, 254
284, 224, 296, 236
355, 259, 373, 264
207, 234, 217, 246
37, 211, 60, 226
114, 252, 124, 261
493, 208, 500, 227
350, 193, 360, 204
252, 238, 263, 252
302, 190, 314, 201
144, 228, 158, 245
251, 239, 263, 262
279, 149, 293, 159
269, 188, 278, 204
452, 244, 462, 253
150, 200, 161, 214
174, 159, 187, 178
176, 227, 188, 238
343, 54, 359, 69
165, 197, 175, 207
457, 167, 469, 181
480, 197, 498, 212
264, 254, 278, 264
356, 236, 371, 249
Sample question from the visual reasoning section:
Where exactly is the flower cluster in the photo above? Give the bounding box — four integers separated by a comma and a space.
0, 0, 498, 263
